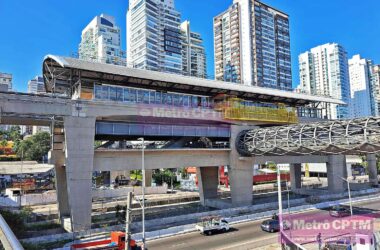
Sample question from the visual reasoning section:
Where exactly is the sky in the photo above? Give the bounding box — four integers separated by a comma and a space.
0, 0, 380, 92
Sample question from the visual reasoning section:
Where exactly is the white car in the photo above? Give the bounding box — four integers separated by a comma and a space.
195, 217, 230, 235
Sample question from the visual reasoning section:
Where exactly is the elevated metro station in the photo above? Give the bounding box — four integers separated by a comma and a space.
0, 55, 349, 232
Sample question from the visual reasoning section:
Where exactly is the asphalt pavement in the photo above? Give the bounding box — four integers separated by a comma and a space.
146, 197, 380, 250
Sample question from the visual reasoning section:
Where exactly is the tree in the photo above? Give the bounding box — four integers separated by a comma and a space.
13, 132, 51, 161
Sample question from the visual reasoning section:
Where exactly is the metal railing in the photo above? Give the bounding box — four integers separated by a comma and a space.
0, 214, 24, 250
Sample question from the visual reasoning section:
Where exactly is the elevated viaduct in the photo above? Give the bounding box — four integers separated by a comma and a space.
0, 55, 351, 232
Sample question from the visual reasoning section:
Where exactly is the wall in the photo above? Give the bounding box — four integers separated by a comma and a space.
0, 185, 168, 207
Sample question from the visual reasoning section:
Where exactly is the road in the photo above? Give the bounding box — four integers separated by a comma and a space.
146, 197, 380, 250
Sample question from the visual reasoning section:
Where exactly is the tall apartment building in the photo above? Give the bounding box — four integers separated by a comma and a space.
214, 0, 292, 90
369, 65, 380, 116
0, 73, 12, 91
180, 21, 207, 78
27, 76, 46, 94
79, 14, 126, 66
348, 55, 372, 118
127, 0, 182, 74
299, 43, 351, 119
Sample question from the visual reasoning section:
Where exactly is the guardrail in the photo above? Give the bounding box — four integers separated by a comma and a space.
0, 214, 24, 249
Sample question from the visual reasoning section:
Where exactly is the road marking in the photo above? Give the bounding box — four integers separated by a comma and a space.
217, 234, 278, 250
171, 242, 187, 248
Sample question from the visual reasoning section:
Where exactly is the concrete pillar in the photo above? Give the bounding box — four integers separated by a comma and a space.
145, 169, 152, 187
367, 154, 379, 186
196, 167, 219, 205
64, 116, 96, 232
229, 125, 253, 207
49, 150, 69, 220
327, 155, 347, 192
290, 163, 302, 191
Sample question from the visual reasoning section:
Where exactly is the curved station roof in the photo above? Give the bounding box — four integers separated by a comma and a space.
43, 55, 344, 106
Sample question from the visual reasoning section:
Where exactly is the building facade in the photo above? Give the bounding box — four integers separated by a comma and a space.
214, 0, 292, 90
127, 0, 182, 74
0, 73, 12, 91
348, 55, 372, 118
369, 64, 380, 116
180, 21, 207, 78
27, 76, 46, 94
299, 43, 351, 119
79, 14, 126, 66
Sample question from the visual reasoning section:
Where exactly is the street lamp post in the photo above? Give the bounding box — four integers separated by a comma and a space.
138, 138, 146, 249
276, 164, 284, 232
340, 177, 353, 216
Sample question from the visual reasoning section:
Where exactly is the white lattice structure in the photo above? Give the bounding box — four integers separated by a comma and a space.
237, 117, 380, 156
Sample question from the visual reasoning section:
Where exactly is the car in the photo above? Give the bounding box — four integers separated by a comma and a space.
261, 219, 289, 233
261, 219, 280, 233
329, 206, 351, 217
195, 216, 230, 235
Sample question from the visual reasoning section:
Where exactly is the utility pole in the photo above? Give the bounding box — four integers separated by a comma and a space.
125, 192, 132, 250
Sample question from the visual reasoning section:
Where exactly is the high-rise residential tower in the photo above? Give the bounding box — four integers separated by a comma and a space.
299, 43, 351, 119
369, 65, 380, 116
348, 55, 372, 118
28, 76, 46, 94
180, 21, 207, 78
214, 0, 292, 90
0, 73, 12, 91
127, 0, 182, 74
79, 14, 126, 66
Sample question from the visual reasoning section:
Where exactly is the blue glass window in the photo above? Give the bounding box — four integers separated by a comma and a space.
155, 92, 162, 104
183, 96, 189, 107
123, 88, 129, 102
143, 90, 150, 104
109, 87, 117, 101
191, 96, 199, 108
137, 90, 144, 103
149, 91, 155, 104
101, 86, 109, 100
173, 94, 180, 106
129, 89, 136, 102
94, 85, 102, 99
116, 87, 123, 102
166, 93, 173, 106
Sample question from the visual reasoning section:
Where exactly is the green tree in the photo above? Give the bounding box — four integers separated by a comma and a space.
13, 132, 51, 161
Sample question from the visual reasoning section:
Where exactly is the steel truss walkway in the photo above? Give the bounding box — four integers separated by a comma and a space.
236, 117, 380, 156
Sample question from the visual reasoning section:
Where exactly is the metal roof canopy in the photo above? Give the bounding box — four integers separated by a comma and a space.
43, 55, 345, 106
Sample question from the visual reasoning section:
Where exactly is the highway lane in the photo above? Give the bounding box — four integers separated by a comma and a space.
146, 197, 380, 250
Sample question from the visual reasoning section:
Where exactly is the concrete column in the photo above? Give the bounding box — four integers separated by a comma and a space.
327, 155, 347, 192
145, 169, 152, 187
367, 154, 379, 186
196, 167, 219, 205
64, 116, 96, 232
290, 163, 302, 191
229, 125, 253, 207
49, 150, 69, 221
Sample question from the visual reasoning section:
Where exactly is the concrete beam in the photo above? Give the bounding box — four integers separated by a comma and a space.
290, 163, 302, 191
93, 149, 230, 171
367, 154, 379, 186
197, 167, 219, 206
250, 155, 329, 164
327, 155, 347, 193
64, 116, 96, 232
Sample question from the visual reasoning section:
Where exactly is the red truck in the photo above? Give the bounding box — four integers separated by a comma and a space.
71, 232, 140, 250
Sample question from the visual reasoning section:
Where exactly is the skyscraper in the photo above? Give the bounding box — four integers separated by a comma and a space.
299, 43, 351, 119
28, 76, 46, 94
369, 65, 380, 116
180, 21, 207, 78
127, 0, 182, 74
79, 14, 126, 66
214, 0, 292, 90
348, 55, 372, 118
0, 73, 12, 91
